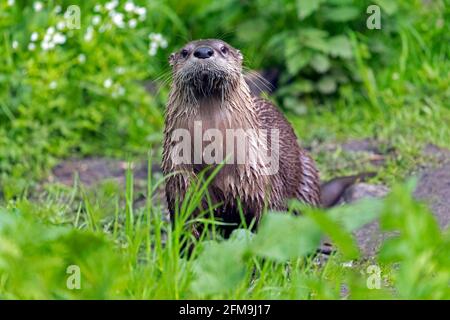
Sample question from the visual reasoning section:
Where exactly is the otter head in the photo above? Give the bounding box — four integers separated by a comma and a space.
169, 39, 243, 99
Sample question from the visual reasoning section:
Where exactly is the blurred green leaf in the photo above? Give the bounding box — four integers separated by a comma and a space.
250, 213, 322, 262
374, 0, 398, 15
317, 76, 337, 94
310, 54, 331, 73
191, 239, 247, 295
296, 0, 325, 20
328, 36, 353, 59
323, 6, 360, 22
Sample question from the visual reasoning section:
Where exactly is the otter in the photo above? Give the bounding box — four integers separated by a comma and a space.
162, 39, 320, 238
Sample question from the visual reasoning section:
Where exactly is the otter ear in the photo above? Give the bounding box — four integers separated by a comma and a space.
169, 53, 176, 66
236, 50, 243, 61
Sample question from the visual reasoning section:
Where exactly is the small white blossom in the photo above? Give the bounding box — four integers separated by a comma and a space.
78, 54, 86, 64
94, 4, 101, 12
103, 78, 113, 88
12, 40, 18, 50
148, 33, 168, 55
135, 7, 146, 21
148, 45, 157, 56
115, 67, 126, 74
49, 81, 57, 89
54, 5, 62, 13
30, 32, 39, 42
56, 21, 65, 30
33, 1, 43, 12
128, 19, 137, 28
342, 261, 353, 268
92, 15, 101, 25
84, 26, 94, 41
28, 43, 36, 51
105, 0, 118, 11
47, 27, 55, 35
8, 0, 15, 6
53, 33, 66, 44
111, 12, 125, 28
125, 2, 135, 12
135, 7, 146, 16
41, 41, 50, 50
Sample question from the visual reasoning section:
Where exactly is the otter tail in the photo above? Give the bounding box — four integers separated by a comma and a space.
320, 172, 376, 208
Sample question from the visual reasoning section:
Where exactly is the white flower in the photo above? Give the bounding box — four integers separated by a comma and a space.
128, 19, 137, 28
124, 1, 135, 12
111, 12, 125, 28
54, 5, 62, 13
94, 4, 101, 12
28, 43, 36, 51
30, 32, 38, 42
33, 1, 43, 12
149, 33, 160, 42
135, 7, 146, 20
78, 54, 86, 64
84, 26, 94, 41
53, 33, 66, 44
49, 81, 57, 89
7, 0, 15, 6
92, 15, 101, 25
12, 40, 18, 50
41, 41, 50, 50
105, 0, 118, 11
342, 261, 353, 268
148, 45, 157, 56
47, 27, 55, 35
148, 33, 168, 54
56, 21, 65, 30
115, 67, 126, 74
135, 7, 146, 16
117, 86, 125, 96
103, 78, 113, 88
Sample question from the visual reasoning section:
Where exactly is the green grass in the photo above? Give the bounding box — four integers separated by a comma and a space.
1, 168, 448, 299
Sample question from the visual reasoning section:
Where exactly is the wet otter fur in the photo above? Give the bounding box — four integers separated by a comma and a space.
162, 39, 320, 237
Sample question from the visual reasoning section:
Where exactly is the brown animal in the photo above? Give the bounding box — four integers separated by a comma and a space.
162, 39, 320, 237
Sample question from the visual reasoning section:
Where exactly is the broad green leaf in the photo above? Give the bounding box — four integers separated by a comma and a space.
250, 213, 322, 262
328, 36, 353, 59
328, 198, 383, 231
191, 240, 247, 295
310, 54, 330, 73
296, 0, 326, 20
285, 39, 313, 74
374, 0, 398, 15
236, 19, 269, 43
323, 6, 360, 22
308, 210, 360, 260
317, 76, 337, 94
300, 28, 330, 53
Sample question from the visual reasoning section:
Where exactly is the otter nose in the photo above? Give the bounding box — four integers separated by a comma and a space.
193, 46, 214, 59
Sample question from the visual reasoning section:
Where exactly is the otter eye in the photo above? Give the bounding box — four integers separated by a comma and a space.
181, 49, 189, 58
220, 46, 228, 54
